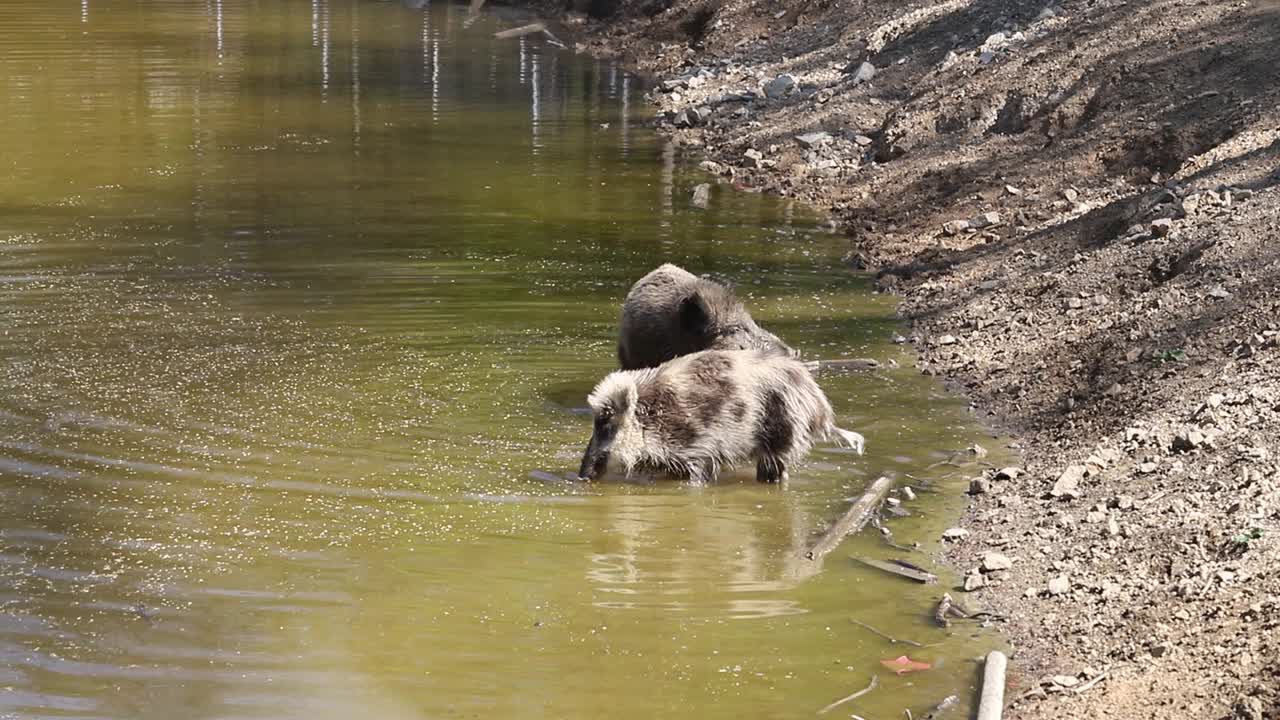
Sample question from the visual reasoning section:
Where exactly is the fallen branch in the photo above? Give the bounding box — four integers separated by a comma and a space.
850, 618, 926, 648
805, 358, 881, 375
976, 651, 1007, 720
494, 22, 545, 39
856, 557, 938, 584
1073, 670, 1110, 694
803, 476, 896, 562
817, 674, 879, 715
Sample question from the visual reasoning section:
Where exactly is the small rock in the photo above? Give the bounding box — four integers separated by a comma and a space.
901, 487, 917, 501
1062, 188, 1079, 203
967, 443, 987, 457
851, 61, 876, 83
698, 160, 725, 175
1052, 674, 1080, 688
979, 50, 996, 65
1171, 427, 1206, 453
970, 211, 1001, 228
1111, 495, 1135, 510
763, 74, 797, 99
1051, 465, 1085, 499
853, 134, 874, 146
943, 219, 971, 235
1107, 516, 1121, 537
1208, 285, 1231, 299
1005, 184, 1022, 195
969, 478, 991, 495
982, 552, 1013, 572
983, 32, 1008, 48
1137, 461, 1158, 474
691, 183, 711, 209
795, 131, 832, 148
1151, 218, 1174, 237
1023, 587, 1039, 598
964, 573, 987, 591
937, 334, 959, 346
1150, 641, 1172, 658
942, 528, 970, 541
659, 78, 687, 93
994, 467, 1022, 480
1047, 575, 1070, 595
1085, 510, 1106, 524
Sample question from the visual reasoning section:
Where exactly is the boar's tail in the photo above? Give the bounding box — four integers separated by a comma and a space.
831, 427, 866, 456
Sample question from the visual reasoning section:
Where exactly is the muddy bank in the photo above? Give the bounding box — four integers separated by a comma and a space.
521, 0, 1280, 717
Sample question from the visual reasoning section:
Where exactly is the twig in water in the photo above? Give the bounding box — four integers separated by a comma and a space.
851, 619, 926, 648
934, 594, 954, 627
817, 674, 879, 715
904, 710, 913, 720
1073, 670, 1110, 694
922, 695, 959, 720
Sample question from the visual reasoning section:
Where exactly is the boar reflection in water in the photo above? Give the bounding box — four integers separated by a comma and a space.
578, 350, 864, 483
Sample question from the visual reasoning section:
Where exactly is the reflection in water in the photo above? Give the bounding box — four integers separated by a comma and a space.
0, 1, 1005, 718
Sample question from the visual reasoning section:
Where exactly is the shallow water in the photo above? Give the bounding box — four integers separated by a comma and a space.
0, 1, 1007, 718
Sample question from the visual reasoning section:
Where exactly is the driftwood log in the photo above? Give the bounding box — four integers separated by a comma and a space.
855, 557, 939, 584
785, 476, 894, 581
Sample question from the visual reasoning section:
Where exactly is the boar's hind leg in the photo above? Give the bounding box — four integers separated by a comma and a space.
756, 457, 788, 484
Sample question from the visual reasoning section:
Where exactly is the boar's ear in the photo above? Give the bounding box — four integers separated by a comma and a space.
678, 292, 712, 334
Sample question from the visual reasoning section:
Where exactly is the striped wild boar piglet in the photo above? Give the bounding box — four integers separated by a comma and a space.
577, 350, 864, 483
617, 263, 795, 370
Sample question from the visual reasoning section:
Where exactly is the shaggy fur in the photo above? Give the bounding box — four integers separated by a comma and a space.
616, 264, 795, 370
578, 350, 864, 483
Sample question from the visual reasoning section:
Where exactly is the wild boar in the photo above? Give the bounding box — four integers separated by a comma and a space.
616, 263, 795, 370
577, 350, 864, 483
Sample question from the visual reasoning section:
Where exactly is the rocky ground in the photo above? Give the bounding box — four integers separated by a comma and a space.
534, 0, 1279, 717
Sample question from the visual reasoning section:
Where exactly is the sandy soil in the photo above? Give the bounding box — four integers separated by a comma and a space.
521, 0, 1280, 716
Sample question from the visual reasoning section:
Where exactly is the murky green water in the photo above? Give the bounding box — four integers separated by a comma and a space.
0, 2, 1006, 718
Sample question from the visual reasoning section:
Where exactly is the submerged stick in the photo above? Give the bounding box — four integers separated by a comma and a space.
850, 619, 927, 648
494, 22, 545, 39
817, 674, 878, 715
805, 358, 881, 375
856, 557, 939, 584
976, 651, 1007, 720
804, 476, 895, 562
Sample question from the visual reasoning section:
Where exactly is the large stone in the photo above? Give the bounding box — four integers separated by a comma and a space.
795, 131, 833, 148
981, 552, 1013, 572
764, 74, 797, 99
851, 61, 877, 83
1051, 465, 1086, 499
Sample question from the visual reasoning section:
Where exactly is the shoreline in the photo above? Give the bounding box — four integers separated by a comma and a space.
534, 1, 1280, 717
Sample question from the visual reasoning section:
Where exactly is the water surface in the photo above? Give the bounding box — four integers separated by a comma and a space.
0, 2, 1004, 718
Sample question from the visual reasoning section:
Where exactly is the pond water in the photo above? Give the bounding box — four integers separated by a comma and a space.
0, 1, 1007, 718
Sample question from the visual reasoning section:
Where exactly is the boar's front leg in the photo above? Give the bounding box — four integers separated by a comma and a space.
756, 457, 788, 484
687, 459, 715, 484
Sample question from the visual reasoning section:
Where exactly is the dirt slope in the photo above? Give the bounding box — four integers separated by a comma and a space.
538, 0, 1280, 716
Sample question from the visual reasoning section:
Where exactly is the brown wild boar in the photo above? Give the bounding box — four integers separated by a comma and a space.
577, 350, 864, 483
616, 263, 795, 370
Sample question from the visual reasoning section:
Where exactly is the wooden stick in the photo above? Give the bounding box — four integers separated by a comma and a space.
817, 674, 878, 715
494, 22, 545, 39
804, 476, 896, 562
850, 618, 926, 648
1073, 670, 1109, 694
976, 651, 1007, 720
934, 594, 954, 627
805, 358, 881, 375
856, 557, 939, 584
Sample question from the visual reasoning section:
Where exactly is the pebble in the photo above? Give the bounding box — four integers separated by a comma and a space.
763, 74, 797, 99
982, 552, 1013, 572
937, 334, 959, 345
964, 572, 987, 591
1052, 674, 1080, 688
1051, 465, 1086, 499
969, 477, 991, 495
943, 528, 970, 541
698, 160, 725, 175
995, 466, 1022, 480
943, 219, 971, 235
1107, 516, 1121, 537
901, 487, 917, 501
1047, 575, 1070, 595
853, 134, 874, 146
1151, 217, 1174, 237
851, 61, 876, 83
